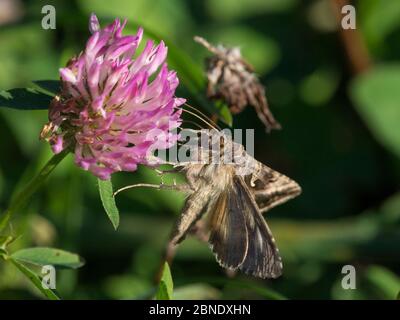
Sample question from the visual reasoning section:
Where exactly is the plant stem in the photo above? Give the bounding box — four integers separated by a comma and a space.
329, 0, 372, 74
0, 149, 69, 232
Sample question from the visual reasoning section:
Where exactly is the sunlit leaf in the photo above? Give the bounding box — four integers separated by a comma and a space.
78, 0, 193, 42
351, 65, 400, 159
11, 247, 84, 269
98, 178, 120, 230
0, 235, 13, 250
365, 265, 400, 299
208, 26, 281, 74
155, 262, 173, 300
360, 0, 400, 49
10, 258, 60, 300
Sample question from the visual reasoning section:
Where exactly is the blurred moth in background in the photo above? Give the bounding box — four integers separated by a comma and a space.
116, 128, 301, 278
194, 36, 281, 132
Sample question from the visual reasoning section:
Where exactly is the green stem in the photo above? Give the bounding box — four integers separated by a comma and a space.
0, 149, 69, 232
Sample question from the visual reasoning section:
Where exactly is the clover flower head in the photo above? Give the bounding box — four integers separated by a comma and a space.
40, 14, 184, 179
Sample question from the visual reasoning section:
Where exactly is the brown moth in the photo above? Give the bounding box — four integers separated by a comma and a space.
194, 36, 281, 132
115, 129, 301, 278
166, 129, 301, 278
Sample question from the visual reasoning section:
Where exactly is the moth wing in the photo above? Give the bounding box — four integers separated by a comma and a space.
170, 185, 212, 245
208, 186, 249, 269
235, 176, 283, 278
245, 164, 301, 214
207, 176, 283, 278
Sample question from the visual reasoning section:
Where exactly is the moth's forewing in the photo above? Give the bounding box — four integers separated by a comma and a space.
244, 164, 301, 214
170, 184, 213, 245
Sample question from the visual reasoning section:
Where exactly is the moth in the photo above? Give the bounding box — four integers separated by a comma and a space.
115, 129, 301, 278
166, 129, 301, 278
194, 36, 281, 132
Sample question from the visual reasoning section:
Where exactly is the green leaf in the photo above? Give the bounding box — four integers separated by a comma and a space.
10, 258, 60, 300
0, 87, 53, 110
0, 235, 13, 250
205, 0, 296, 21
0, 149, 69, 232
209, 26, 281, 74
78, 0, 193, 43
350, 65, 400, 159
33, 80, 61, 96
173, 284, 221, 299
365, 265, 400, 299
360, 0, 400, 49
155, 262, 173, 300
98, 178, 120, 230
11, 247, 84, 269
214, 100, 233, 127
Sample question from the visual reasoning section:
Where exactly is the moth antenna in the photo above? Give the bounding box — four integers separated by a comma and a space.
180, 119, 205, 130
194, 36, 219, 55
184, 102, 221, 130
175, 106, 219, 131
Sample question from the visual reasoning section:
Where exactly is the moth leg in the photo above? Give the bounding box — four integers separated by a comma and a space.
113, 182, 192, 197
154, 167, 182, 175
185, 169, 200, 191
189, 219, 209, 243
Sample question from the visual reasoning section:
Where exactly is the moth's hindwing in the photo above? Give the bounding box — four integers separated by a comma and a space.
235, 176, 283, 278
208, 188, 248, 269
208, 176, 283, 278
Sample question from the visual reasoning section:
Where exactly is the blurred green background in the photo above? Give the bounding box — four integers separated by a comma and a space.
0, 0, 400, 299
